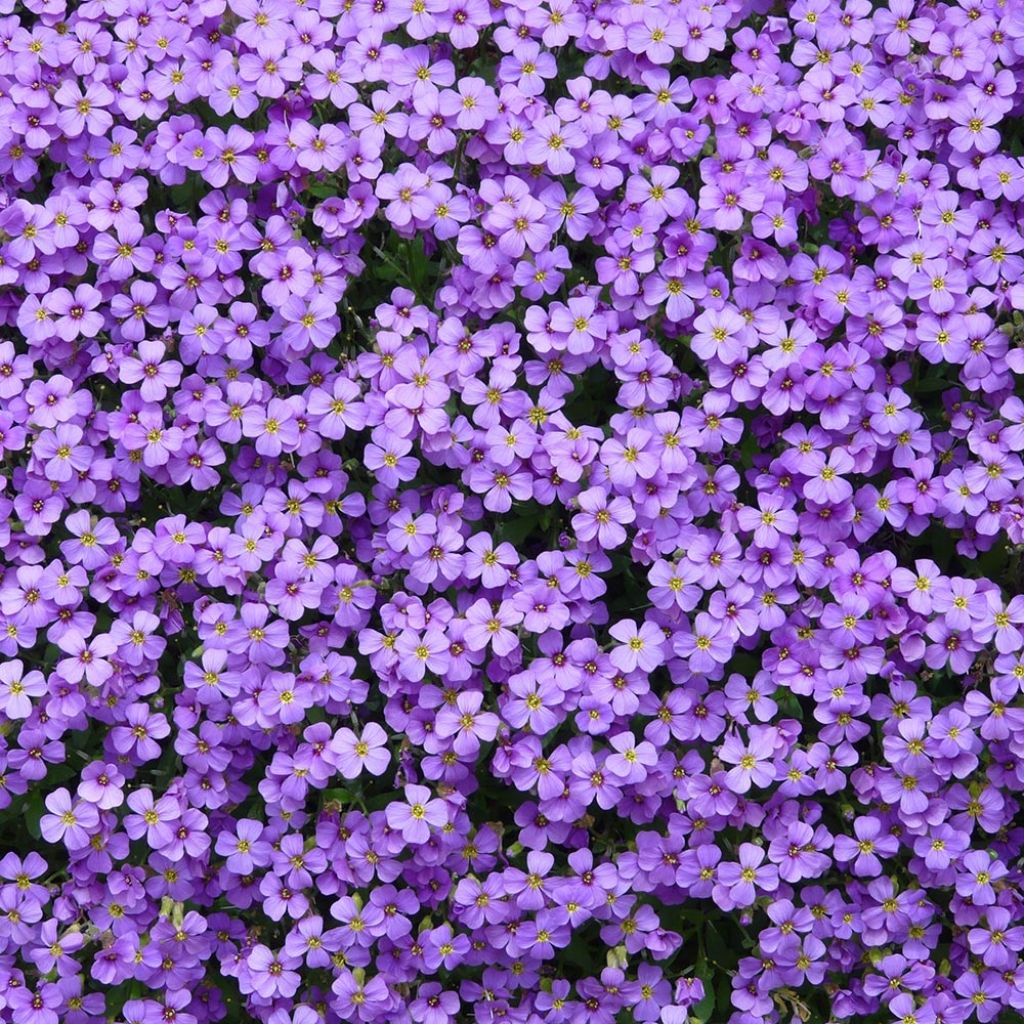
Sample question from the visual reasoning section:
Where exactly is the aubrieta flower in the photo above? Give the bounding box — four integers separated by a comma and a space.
3, 1, 1024, 1023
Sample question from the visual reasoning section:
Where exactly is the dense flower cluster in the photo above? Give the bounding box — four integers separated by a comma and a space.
3, 0, 1024, 1022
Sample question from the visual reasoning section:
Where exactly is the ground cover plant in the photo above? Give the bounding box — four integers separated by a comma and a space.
2, 0, 1024, 1022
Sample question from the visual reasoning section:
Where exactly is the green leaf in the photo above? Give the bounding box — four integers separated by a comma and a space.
704, 920, 732, 967
495, 508, 546, 547
689, 960, 716, 1024
24, 788, 44, 840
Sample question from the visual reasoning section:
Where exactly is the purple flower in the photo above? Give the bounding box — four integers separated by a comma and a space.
719, 726, 778, 794
244, 945, 301, 1000
77, 762, 126, 809
0, 4, 1022, 1022
330, 723, 391, 778
715, 843, 779, 908
39, 787, 100, 850
109, 610, 166, 667
110, 703, 171, 762
385, 784, 448, 844
0, 659, 45, 720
